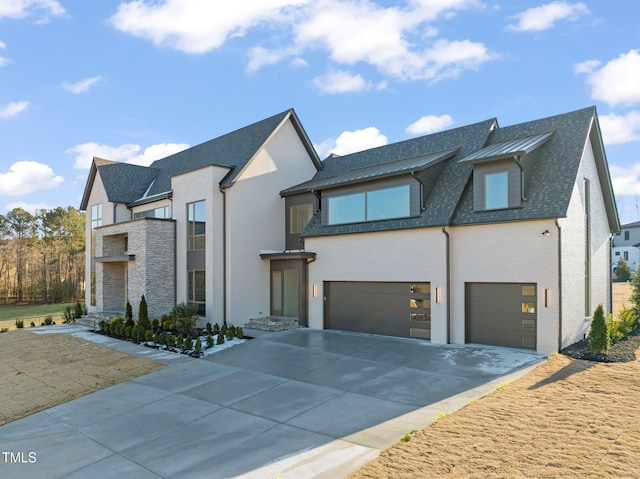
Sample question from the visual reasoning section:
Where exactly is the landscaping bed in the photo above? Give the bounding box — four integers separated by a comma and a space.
560, 329, 640, 363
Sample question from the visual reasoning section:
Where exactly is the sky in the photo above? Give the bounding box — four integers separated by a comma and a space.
1, 0, 640, 223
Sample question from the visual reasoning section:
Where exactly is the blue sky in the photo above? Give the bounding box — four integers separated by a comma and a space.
1, 1, 640, 223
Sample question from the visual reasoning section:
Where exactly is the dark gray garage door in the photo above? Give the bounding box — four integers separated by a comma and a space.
466, 282, 537, 350
324, 281, 431, 339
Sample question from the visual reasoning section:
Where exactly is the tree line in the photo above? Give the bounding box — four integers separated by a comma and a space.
0, 206, 85, 305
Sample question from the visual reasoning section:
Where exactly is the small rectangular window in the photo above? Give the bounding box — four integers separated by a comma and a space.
522, 302, 536, 314
522, 285, 535, 296
485, 172, 508, 209
91, 203, 102, 229
625, 231, 630, 240
289, 203, 313, 234
624, 251, 629, 260
187, 201, 206, 251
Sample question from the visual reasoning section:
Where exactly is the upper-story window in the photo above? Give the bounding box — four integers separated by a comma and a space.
289, 203, 313, 234
625, 231, 630, 240
327, 185, 410, 225
133, 206, 170, 219
187, 200, 205, 250
91, 203, 102, 229
484, 172, 508, 210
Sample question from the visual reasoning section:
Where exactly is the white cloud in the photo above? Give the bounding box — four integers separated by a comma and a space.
315, 127, 388, 158
599, 111, 640, 145
406, 114, 454, 135
0, 161, 64, 196
0, 101, 29, 118
109, 0, 310, 54
507, 1, 589, 32
0, 0, 66, 20
0, 41, 8, 67
62, 75, 103, 94
109, 0, 494, 85
577, 50, 640, 107
312, 70, 367, 93
610, 163, 640, 197
68, 141, 190, 169
4, 201, 54, 214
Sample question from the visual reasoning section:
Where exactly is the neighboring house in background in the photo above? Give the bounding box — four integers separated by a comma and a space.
612, 220, 640, 273
81, 106, 619, 356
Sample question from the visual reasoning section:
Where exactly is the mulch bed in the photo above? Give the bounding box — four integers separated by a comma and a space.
560, 329, 640, 362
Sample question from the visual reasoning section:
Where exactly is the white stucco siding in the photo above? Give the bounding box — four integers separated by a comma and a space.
305, 229, 449, 343
172, 165, 229, 326
226, 117, 320, 325
450, 220, 559, 356
84, 172, 113, 311
558, 134, 613, 349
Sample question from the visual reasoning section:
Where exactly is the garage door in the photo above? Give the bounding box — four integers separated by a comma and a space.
466, 283, 537, 350
324, 281, 431, 339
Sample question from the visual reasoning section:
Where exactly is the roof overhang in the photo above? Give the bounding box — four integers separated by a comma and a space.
95, 254, 135, 263
259, 251, 316, 261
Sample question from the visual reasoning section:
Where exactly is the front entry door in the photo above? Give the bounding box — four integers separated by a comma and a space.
270, 259, 307, 326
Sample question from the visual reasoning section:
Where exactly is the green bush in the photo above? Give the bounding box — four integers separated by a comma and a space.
183, 337, 193, 351
213, 323, 220, 334
132, 325, 139, 340
125, 325, 133, 338
126, 300, 133, 324
217, 333, 225, 345
206, 334, 214, 349
226, 328, 234, 341
15, 319, 24, 329
589, 304, 610, 354
194, 338, 201, 354
171, 303, 199, 336
166, 334, 176, 347
98, 320, 107, 332
29, 321, 35, 328
615, 258, 632, 282
63, 307, 75, 323
152, 318, 160, 331
144, 329, 154, 342
176, 334, 184, 349
42, 315, 54, 326
138, 295, 151, 332
162, 319, 175, 331
608, 306, 638, 342
236, 327, 244, 339
74, 302, 84, 319
206, 322, 213, 334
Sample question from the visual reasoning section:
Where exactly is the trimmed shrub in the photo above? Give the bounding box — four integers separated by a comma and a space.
162, 319, 175, 332
171, 303, 199, 336
42, 316, 55, 326
125, 300, 133, 324
138, 295, 151, 332
144, 329, 154, 342
152, 318, 160, 331
589, 304, 610, 354
132, 326, 139, 340
176, 334, 184, 349
217, 333, 225, 345
213, 323, 220, 334
236, 327, 244, 339
166, 334, 176, 347
226, 328, 234, 341
194, 338, 202, 354
183, 337, 193, 351
206, 334, 214, 349
29, 321, 35, 328
98, 320, 107, 332
15, 319, 24, 329
63, 307, 75, 323
609, 306, 638, 341
125, 325, 133, 338
74, 302, 84, 319
206, 322, 213, 334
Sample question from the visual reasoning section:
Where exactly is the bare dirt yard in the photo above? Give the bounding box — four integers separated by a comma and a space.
350, 282, 640, 479
0, 330, 162, 426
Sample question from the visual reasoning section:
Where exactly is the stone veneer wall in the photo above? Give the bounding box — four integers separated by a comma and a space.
96, 218, 175, 319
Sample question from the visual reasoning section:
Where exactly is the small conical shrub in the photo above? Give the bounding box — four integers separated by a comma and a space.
125, 300, 133, 325
217, 333, 225, 345
194, 338, 201, 354
206, 334, 214, 349
138, 295, 151, 331
589, 304, 610, 354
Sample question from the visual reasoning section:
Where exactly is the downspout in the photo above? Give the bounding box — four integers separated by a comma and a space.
609, 233, 614, 316
441, 226, 451, 344
220, 186, 228, 326
513, 155, 527, 201
555, 219, 563, 351
410, 172, 427, 211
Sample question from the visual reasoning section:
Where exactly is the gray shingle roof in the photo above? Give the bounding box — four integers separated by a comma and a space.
97, 162, 159, 204
300, 119, 497, 237
451, 106, 605, 226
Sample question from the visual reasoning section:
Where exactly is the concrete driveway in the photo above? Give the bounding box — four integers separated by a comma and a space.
0, 329, 542, 479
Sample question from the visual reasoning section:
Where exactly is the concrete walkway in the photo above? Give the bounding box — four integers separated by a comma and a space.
1, 327, 544, 479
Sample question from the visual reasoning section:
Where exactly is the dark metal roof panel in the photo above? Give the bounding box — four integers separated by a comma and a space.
281, 148, 459, 195
458, 131, 555, 164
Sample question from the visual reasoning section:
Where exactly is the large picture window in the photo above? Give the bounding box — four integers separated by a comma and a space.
327, 185, 410, 225
187, 201, 205, 250
485, 172, 508, 209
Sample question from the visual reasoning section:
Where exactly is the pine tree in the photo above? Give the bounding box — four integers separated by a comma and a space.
138, 295, 151, 332
588, 304, 610, 354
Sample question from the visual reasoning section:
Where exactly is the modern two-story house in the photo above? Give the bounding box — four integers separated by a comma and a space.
612, 220, 640, 272
81, 106, 619, 356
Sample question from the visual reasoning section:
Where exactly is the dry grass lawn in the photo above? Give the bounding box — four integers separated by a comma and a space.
0, 330, 163, 426
350, 282, 640, 479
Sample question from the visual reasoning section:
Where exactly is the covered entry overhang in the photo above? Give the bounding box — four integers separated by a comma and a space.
260, 251, 316, 327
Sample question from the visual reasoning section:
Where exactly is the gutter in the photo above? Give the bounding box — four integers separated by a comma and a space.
441, 226, 451, 344
410, 171, 426, 211
513, 155, 527, 201
555, 219, 563, 351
